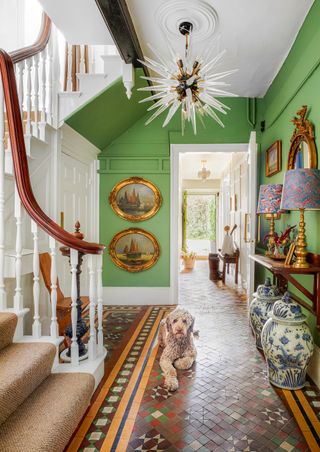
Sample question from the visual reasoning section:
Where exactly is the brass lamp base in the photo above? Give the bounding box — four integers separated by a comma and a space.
293, 208, 309, 268
265, 215, 275, 257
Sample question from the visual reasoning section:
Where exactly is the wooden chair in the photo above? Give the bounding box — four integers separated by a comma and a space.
218, 248, 240, 285
39, 252, 90, 335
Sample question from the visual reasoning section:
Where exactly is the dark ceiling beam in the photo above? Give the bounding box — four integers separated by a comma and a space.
95, 0, 144, 67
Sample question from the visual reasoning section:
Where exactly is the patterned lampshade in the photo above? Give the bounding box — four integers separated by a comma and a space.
257, 184, 283, 214
281, 169, 320, 210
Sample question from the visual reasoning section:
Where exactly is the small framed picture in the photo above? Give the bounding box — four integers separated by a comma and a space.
266, 140, 282, 177
284, 243, 295, 267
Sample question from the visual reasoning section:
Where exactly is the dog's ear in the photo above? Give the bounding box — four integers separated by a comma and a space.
166, 316, 172, 333
188, 316, 195, 333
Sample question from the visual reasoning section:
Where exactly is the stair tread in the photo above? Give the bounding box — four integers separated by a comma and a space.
0, 372, 95, 452
0, 342, 56, 425
0, 312, 17, 352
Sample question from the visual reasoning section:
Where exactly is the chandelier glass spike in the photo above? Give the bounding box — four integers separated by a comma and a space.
138, 21, 238, 135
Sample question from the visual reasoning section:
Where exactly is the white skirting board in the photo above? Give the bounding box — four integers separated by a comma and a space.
308, 344, 320, 388
102, 287, 175, 306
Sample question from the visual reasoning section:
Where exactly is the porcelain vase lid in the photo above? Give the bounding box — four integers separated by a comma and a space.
272, 291, 306, 322
256, 277, 281, 300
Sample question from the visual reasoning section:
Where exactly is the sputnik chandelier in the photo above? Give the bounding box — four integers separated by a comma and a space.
138, 21, 238, 134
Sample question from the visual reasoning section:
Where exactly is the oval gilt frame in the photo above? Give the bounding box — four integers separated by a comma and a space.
109, 228, 160, 272
109, 177, 162, 222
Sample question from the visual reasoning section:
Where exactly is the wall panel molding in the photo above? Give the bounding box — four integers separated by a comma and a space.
99, 156, 170, 174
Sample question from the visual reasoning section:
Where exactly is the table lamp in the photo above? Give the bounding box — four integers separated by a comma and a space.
281, 169, 320, 268
257, 184, 283, 256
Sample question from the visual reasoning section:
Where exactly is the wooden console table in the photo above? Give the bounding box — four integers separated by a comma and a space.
249, 253, 320, 328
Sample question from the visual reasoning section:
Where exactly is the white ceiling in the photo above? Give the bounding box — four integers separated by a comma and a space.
180, 152, 235, 180
38, 0, 114, 44
126, 0, 314, 97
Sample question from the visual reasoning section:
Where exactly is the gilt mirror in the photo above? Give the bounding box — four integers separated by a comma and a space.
287, 105, 317, 169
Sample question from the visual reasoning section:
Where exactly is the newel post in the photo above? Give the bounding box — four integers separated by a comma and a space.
60, 221, 88, 363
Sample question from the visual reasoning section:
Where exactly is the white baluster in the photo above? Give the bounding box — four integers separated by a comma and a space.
47, 37, 53, 124
79, 45, 85, 74
66, 44, 72, 92
16, 61, 25, 115
88, 254, 97, 361
89, 46, 96, 74
33, 54, 39, 137
0, 84, 6, 310
25, 58, 32, 137
70, 248, 79, 365
13, 186, 23, 311
49, 237, 58, 339
96, 254, 104, 356
40, 49, 47, 124
31, 220, 41, 338
52, 31, 61, 128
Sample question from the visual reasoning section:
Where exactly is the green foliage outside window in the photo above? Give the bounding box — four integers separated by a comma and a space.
186, 194, 216, 241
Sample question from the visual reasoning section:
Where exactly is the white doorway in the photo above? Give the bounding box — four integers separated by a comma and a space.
170, 135, 257, 304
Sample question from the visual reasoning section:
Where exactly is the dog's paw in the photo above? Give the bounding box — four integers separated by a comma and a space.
174, 357, 194, 370
164, 377, 179, 391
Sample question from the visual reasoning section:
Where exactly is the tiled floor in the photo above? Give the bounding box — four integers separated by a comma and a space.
67, 261, 320, 451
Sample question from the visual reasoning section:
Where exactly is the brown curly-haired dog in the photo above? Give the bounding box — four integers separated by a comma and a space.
158, 308, 197, 391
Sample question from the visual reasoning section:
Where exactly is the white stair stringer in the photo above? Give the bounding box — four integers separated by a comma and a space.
58, 54, 123, 123
53, 347, 107, 391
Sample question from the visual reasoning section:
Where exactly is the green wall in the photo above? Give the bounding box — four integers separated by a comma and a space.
99, 98, 252, 288
65, 70, 149, 149
256, 0, 320, 345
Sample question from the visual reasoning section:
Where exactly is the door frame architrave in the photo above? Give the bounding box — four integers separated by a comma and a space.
170, 143, 249, 304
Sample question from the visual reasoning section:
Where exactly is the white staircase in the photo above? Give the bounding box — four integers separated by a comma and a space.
0, 12, 109, 393
58, 49, 124, 122
0, 312, 95, 452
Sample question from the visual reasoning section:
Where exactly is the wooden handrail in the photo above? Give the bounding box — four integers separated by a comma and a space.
0, 49, 105, 254
10, 13, 52, 64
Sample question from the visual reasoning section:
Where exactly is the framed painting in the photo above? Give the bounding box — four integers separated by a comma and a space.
266, 140, 282, 177
109, 177, 162, 222
109, 228, 160, 272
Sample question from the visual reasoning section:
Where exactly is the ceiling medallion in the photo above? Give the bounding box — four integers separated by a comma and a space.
198, 160, 211, 181
138, 20, 238, 135
156, 0, 219, 42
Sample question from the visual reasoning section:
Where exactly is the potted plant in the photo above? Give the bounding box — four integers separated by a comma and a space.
181, 250, 197, 270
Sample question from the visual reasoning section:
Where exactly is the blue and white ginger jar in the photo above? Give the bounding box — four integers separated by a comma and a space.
261, 292, 314, 390
249, 277, 281, 350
